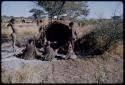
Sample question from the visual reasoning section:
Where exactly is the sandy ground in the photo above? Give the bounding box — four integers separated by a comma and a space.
1, 45, 123, 83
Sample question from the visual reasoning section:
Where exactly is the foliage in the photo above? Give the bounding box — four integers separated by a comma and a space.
75, 20, 123, 55
63, 1, 90, 21
29, 8, 46, 19
36, 1, 65, 20
33, 1, 90, 21
94, 27, 122, 47
1, 34, 8, 43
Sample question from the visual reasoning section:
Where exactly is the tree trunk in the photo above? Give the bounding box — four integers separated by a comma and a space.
48, 15, 52, 24
57, 1, 65, 20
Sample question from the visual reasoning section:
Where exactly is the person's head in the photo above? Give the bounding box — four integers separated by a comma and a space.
60, 17, 62, 20
45, 41, 51, 46
69, 22, 74, 28
28, 39, 34, 44
10, 18, 15, 24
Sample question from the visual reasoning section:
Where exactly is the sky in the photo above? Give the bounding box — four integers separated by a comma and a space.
1, 1, 123, 19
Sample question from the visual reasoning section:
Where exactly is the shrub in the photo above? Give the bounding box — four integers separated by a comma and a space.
94, 26, 123, 48
1, 34, 8, 43
108, 41, 123, 56
75, 21, 123, 56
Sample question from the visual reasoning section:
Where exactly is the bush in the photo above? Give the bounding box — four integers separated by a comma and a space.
75, 21, 123, 56
108, 41, 123, 56
1, 33, 10, 43
94, 26, 123, 48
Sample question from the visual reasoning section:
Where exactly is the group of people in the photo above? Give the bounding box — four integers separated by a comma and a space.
7, 18, 77, 61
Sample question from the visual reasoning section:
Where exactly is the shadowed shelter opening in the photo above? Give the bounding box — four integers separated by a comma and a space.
45, 22, 72, 54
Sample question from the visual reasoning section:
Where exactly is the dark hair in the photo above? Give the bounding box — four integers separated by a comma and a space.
60, 17, 62, 20
39, 26, 43, 32
69, 22, 74, 27
45, 41, 50, 46
28, 39, 33, 44
10, 18, 15, 23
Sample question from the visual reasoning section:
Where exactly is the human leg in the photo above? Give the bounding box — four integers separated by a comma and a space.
11, 33, 16, 53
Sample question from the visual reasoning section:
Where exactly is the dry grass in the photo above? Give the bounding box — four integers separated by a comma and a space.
1, 20, 95, 47
2, 68, 12, 83
2, 52, 123, 83
108, 41, 123, 56
1, 23, 39, 46
76, 24, 96, 39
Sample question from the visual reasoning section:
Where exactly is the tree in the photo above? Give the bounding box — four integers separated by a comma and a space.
32, 1, 90, 22
111, 16, 121, 20
29, 8, 46, 20
111, 2, 122, 20
120, 14, 123, 19
62, 1, 90, 21
113, 3, 121, 17
36, 1, 65, 22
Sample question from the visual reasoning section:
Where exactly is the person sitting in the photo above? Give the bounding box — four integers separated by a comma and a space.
66, 41, 77, 59
22, 39, 36, 60
42, 41, 56, 61
35, 41, 58, 61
